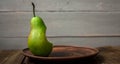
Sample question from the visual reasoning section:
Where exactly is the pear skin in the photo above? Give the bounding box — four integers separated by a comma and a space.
28, 2, 53, 56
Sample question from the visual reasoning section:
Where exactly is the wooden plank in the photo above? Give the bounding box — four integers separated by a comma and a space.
0, 0, 120, 12
0, 50, 19, 64
96, 46, 120, 64
0, 12, 120, 37
0, 38, 27, 50
0, 37, 120, 49
0, 46, 120, 64
1, 51, 24, 64
63, 0, 120, 12
0, 50, 25, 64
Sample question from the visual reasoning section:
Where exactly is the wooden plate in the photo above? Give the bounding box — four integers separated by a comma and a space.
22, 45, 99, 62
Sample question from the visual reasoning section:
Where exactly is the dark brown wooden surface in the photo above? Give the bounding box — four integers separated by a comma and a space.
0, 46, 120, 64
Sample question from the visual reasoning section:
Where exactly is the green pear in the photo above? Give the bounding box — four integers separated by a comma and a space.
28, 2, 53, 56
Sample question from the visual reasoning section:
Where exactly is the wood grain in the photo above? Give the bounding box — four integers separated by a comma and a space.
0, 37, 120, 49
0, 12, 120, 37
0, 46, 120, 64
0, 0, 120, 12
0, 50, 25, 64
0, 0, 120, 49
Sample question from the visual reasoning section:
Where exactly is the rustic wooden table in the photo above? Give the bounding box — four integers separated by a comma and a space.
0, 46, 120, 64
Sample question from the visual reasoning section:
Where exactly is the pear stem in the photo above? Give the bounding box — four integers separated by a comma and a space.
32, 2, 36, 17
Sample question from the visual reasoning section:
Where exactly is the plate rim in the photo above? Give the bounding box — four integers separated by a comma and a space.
22, 45, 99, 60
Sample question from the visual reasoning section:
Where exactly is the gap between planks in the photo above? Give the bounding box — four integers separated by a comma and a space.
1, 34, 120, 38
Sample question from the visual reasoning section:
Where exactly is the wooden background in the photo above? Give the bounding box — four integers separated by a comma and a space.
0, 0, 120, 49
